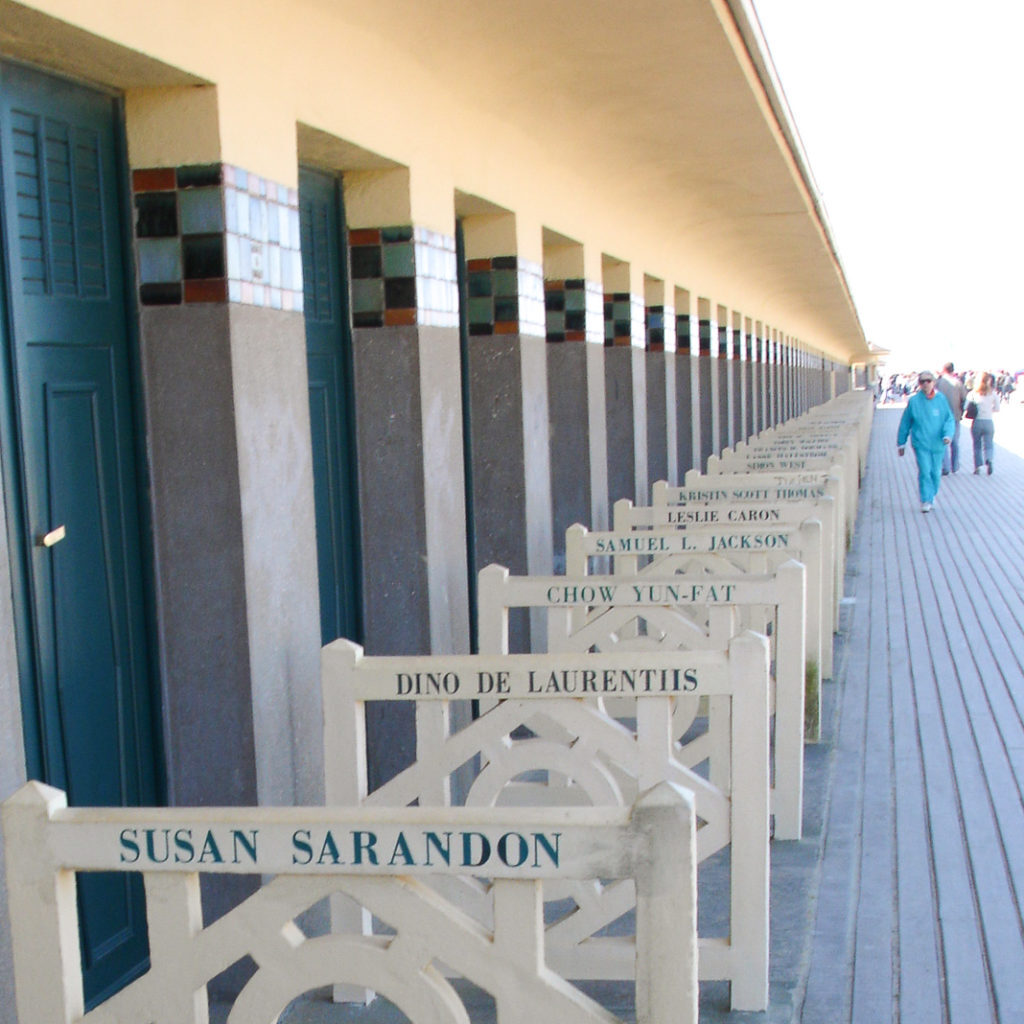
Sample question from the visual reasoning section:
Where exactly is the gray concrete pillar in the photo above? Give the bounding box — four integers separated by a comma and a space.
770, 332, 782, 426
546, 270, 608, 568
645, 301, 671, 490
742, 320, 755, 440
698, 312, 715, 470
733, 315, 749, 444
604, 281, 647, 504
605, 344, 648, 504
462, 248, 552, 651
143, 304, 322, 811
674, 307, 696, 476
340, 208, 470, 782
717, 316, 731, 452
754, 327, 767, 434
352, 319, 470, 775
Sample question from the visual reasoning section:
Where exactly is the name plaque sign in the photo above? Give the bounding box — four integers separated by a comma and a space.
335, 650, 730, 701
46, 806, 635, 878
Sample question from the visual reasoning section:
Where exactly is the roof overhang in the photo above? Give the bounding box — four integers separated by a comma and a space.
315, 0, 868, 361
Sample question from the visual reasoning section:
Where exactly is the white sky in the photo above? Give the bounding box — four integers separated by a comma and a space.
751, 0, 1024, 373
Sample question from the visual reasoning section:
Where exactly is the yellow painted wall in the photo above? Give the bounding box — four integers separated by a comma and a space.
0, 0, 866, 362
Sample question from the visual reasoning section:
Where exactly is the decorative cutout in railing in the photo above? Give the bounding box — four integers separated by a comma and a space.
473, 570, 780, 1011
478, 562, 803, 843
645, 483, 841, 628
322, 633, 771, 1012
1, 781, 698, 1024
565, 515, 821, 774
572, 509, 825, 672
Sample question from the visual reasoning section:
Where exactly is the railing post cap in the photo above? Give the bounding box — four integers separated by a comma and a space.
633, 780, 696, 814
321, 637, 363, 663
733, 629, 771, 657
479, 563, 509, 581
2, 780, 67, 814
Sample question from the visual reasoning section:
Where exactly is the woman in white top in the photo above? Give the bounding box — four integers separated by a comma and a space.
967, 371, 1000, 474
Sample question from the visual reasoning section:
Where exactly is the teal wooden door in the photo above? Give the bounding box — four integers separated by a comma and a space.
0, 61, 160, 1004
299, 167, 362, 645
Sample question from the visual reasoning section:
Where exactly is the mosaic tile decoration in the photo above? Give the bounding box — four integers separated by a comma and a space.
544, 279, 604, 343
604, 292, 645, 347
734, 327, 746, 361
645, 305, 676, 353
132, 163, 302, 310
699, 319, 713, 355
676, 313, 694, 355
718, 324, 731, 359
349, 226, 457, 329
464, 256, 544, 337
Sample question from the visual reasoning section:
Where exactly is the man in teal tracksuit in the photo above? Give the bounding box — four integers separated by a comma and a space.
897, 370, 954, 513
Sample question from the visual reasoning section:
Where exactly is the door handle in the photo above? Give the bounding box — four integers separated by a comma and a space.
37, 525, 67, 548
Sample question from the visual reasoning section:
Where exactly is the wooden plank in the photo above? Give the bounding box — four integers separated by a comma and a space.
850, 480, 894, 1024
879, 459, 944, 1024
802, 406, 1024, 1024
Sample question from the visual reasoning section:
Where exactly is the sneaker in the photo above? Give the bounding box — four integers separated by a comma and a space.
987, 462, 993, 475
974, 468, 982, 475
921, 502, 932, 513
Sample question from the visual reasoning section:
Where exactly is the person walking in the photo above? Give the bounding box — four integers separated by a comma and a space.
967, 371, 1000, 474
935, 361, 967, 474
897, 370, 954, 513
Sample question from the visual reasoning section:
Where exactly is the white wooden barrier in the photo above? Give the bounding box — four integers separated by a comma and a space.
683, 463, 851, 563
476, 563, 803, 848
758, 425, 863, 478
565, 515, 825, 744
640, 487, 841, 632
719, 390, 872, 526
322, 634, 771, 1011
712, 442, 857, 544
2, 780, 698, 1024
781, 390, 874, 473
663, 476, 835, 672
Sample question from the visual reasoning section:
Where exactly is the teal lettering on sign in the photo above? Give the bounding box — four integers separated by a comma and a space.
118, 826, 564, 871
726, 508, 782, 522
708, 533, 790, 551
629, 581, 735, 602
666, 509, 719, 525
594, 535, 673, 554
117, 828, 260, 865
545, 583, 618, 604
388, 833, 415, 866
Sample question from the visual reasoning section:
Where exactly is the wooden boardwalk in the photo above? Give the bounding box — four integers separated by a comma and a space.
799, 404, 1024, 1024
236, 402, 1024, 1024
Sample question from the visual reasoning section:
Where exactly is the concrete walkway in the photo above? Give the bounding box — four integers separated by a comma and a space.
239, 403, 1024, 1023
